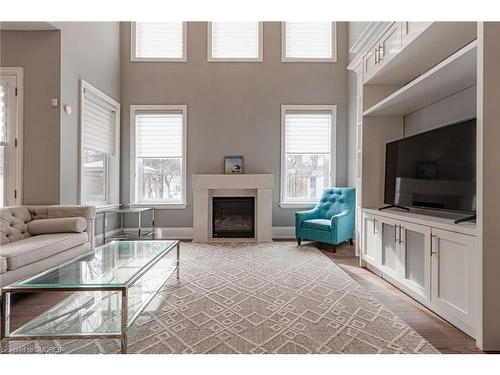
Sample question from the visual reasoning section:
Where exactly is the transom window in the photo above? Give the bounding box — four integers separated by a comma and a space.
132, 22, 187, 61
131, 105, 187, 207
208, 22, 263, 61
281, 105, 336, 206
282, 22, 337, 62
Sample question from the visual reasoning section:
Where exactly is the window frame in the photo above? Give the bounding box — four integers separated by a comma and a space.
280, 104, 337, 208
130, 22, 188, 62
79, 79, 120, 209
130, 104, 188, 209
0, 67, 24, 207
207, 22, 264, 62
281, 22, 338, 63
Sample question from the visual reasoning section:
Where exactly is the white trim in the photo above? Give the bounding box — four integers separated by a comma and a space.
130, 22, 188, 62
79, 79, 120, 206
0, 67, 23, 206
148, 226, 296, 240
280, 104, 337, 207
281, 22, 337, 63
130, 104, 188, 208
207, 22, 264, 62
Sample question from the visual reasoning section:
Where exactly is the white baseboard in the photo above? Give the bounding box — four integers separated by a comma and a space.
119, 226, 297, 240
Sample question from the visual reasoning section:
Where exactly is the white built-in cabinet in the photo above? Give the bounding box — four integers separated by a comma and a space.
362, 209, 476, 337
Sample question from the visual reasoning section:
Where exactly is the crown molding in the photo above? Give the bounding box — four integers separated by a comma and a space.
347, 22, 392, 71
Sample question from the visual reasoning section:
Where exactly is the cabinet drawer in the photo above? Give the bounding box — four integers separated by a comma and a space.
363, 47, 378, 82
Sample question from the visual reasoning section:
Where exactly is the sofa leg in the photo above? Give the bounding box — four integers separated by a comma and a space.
331, 245, 336, 253
296, 238, 302, 246
349, 238, 354, 246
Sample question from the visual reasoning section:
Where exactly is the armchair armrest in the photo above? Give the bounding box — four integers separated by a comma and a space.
330, 209, 354, 243
295, 208, 320, 227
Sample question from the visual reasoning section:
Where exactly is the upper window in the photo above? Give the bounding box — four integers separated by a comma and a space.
208, 22, 263, 62
131, 22, 187, 61
131, 105, 187, 207
80, 80, 120, 207
282, 22, 337, 62
280, 105, 336, 207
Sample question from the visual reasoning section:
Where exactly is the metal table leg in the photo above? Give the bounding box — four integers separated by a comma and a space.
121, 288, 128, 354
176, 242, 180, 279
138, 211, 142, 238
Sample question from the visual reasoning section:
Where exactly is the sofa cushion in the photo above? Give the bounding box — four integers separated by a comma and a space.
0, 232, 88, 271
302, 219, 331, 231
0, 207, 32, 245
0, 256, 6, 274
28, 217, 87, 235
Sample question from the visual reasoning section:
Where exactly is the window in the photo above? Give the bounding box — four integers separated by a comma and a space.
0, 67, 23, 207
131, 22, 187, 61
282, 22, 337, 62
131, 105, 187, 207
281, 105, 336, 207
208, 22, 263, 61
80, 80, 120, 207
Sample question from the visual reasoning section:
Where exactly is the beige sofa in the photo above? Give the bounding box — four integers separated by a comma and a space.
0, 205, 95, 288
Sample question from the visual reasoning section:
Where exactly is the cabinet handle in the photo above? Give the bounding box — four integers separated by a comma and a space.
394, 225, 398, 242
373, 218, 376, 234
431, 234, 438, 256
374, 47, 379, 64
378, 44, 384, 61
399, 225, 403, 245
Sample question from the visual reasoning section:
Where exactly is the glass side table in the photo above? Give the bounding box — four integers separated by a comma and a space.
100, 207, 155, 243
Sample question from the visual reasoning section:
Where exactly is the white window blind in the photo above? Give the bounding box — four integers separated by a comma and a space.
210, 22, 260, 59
285, 112, 332, 154
135, 22, 184, 59
82, 87, 117, 155
136, 112, 183, 158
285, 22, 333, 59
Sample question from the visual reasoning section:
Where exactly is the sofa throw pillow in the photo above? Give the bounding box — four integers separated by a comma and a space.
28, 217, 87, 235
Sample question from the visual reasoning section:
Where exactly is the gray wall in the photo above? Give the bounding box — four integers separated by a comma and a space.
404, 85, 476, 136
52, 22, 121, 205
121, 21, 349, 228
0, 30, 61, 204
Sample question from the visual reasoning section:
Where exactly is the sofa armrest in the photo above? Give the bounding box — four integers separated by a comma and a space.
27, 205, 96, 247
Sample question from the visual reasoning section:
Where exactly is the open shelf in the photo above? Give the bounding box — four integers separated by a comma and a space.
363, 40, 477, 117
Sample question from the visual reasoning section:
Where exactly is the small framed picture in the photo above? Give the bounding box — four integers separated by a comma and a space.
224, 156, 244, 174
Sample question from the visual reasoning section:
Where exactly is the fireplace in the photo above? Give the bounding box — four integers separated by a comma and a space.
212, 197, 255, 238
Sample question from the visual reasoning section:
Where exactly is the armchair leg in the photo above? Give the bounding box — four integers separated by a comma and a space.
331, 245, 336, 253
349, 238, 354, 246
296, 238, 302, 246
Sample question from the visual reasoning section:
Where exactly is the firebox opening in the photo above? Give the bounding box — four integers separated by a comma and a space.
212, 197, 255, 238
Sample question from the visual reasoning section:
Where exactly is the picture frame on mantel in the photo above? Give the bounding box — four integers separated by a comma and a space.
224, 156, 244, 174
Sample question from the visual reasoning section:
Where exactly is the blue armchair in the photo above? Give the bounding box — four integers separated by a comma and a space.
295, 187, 355, 252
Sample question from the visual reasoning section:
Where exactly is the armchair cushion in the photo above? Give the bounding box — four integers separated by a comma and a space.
28, 217, 87, 235
302, 219, 331, 231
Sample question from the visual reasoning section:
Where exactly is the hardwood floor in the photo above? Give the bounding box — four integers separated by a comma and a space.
319, 241, 482, 354
2, 241, 482, 354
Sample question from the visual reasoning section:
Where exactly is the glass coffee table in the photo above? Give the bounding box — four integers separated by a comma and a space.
0, 240, 180, 354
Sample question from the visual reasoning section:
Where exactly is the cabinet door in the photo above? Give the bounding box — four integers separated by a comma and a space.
378, 22, 403, 67
379, 217, 400, 279
431, 228, 476, 334
362, 214, 381, 265
402, 22, 432, 46
400, 222, 431, 299
362, 47, 379, 83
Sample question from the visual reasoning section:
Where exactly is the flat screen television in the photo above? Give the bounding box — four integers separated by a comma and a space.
384, 118, 476, 213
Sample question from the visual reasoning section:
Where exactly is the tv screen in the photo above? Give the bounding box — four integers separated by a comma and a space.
384, 118, 476, 213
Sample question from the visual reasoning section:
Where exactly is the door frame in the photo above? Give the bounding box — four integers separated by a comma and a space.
0, 67, 23, 206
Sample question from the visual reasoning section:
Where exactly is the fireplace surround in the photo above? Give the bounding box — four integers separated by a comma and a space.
192, 174, 273, 242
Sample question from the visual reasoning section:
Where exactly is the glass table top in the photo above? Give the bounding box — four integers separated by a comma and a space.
10, 240, 178, 288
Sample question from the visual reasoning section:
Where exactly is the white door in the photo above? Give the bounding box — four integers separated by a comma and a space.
399, 221, 431, 299
431, 228, 476, 336
379, 217, 400, 280
362, 213, 381, 265
0, 69, 22, 207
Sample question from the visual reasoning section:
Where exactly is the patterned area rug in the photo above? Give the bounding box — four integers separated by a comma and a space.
5, 242, 439, 354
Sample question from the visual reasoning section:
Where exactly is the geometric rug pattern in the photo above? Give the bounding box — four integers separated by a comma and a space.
4, 242, 439, 354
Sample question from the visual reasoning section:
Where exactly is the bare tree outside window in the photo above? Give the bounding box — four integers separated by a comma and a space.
140, 158, 182, 202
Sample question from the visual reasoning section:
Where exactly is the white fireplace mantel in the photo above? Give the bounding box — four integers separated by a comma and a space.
192, 174, 273, 242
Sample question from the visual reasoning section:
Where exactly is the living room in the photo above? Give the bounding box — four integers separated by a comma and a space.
1, 0, 500, 372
